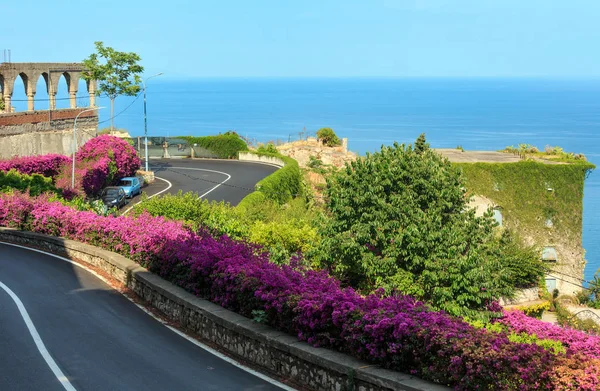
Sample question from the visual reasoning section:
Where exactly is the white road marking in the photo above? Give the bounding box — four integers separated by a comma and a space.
123, 166, 232, 215
0, 242, 295, 391
122, 176, 172, 215
166, 167, 231, 199
0, 280, 77, 391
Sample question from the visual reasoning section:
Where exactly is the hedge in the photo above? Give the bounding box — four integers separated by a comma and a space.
238, 152, 302, 206
181, 133, 248, 159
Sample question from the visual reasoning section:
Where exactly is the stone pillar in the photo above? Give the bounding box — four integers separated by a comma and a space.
49, 93, 56, 110
27, 94, 35, 112
70, 92, 77, 109
88, 80, 97, 107
3, 94, 11, 113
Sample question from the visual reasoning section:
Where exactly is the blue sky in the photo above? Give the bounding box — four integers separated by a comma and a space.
1, 0, 599, 78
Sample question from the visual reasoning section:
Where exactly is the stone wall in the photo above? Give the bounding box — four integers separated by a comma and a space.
0, 108, 97, 158
276, 137, 357, 168
0, 228, 448, 391
238, 151, 285, 167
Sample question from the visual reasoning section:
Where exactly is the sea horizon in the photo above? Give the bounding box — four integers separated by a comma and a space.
8, 77, 600, 283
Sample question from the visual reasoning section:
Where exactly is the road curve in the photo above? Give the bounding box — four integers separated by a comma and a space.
0, 242, 287, 391
147, 159, 278, 205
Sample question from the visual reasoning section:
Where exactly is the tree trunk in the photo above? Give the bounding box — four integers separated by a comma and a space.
110, 98, 115, 133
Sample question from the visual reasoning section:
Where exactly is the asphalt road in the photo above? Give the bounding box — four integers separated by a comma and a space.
0, 242, 286, 391
125, 159, 279, 210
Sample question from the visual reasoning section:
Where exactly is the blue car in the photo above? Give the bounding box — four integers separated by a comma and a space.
118, 177, 142, 198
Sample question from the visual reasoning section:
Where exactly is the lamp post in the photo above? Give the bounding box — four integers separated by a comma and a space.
72, 106, 105, 188
142, 72, 164, 172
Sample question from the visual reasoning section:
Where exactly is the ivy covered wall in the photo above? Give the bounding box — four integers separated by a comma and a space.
455, 161, 595, 295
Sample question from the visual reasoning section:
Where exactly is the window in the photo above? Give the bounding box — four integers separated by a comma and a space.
545, 278, 557, 292
493, 208, 503, 226
542, 247, 558, 262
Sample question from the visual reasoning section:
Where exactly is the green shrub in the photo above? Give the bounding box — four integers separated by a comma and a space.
256, 143, 278, 155
236, 191, 268, 213
131, 191, 247, 238
238, 152, 303, 205
307, 155, 323, 169
249, 220, 318, 264
311, 134, 545, 318
256, 155, 302, 204
316, 127, 341, 147
133, 190, 318, 265
0, 170, 61, 197
181, 133, 248, 159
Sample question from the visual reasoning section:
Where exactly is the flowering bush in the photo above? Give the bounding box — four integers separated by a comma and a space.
54, 157, 117, 197
1, 191, 599, 390
497, 310, 600, 359
0, 136, 139, 197
0, 154, 70, 179
76, 135, 140, 179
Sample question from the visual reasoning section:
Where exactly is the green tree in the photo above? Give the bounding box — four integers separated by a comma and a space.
0, 95, 4, 112
82, 41, 144, 132
414, 132, 428, 153
311, 135, 544, 318
316, 127, 341, 147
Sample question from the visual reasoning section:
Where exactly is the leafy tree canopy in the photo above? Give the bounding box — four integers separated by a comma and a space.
311, 134, 545, 318
82, 41, 143, 100
316, 127, 341, 147
82, 41, 143, 131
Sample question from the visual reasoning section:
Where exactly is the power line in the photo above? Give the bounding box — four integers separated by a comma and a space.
97, 93, 142, 125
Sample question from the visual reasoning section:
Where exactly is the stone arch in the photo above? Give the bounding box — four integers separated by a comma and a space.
0, 63, 94, 112
35, 73, 51, 111
52, 73, 71, 110
17, 72, 29, 95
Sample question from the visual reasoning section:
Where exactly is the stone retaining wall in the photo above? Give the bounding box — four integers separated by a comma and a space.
0, 228, 448, 391
0, 108, 97, 159
238, 151, 285, 167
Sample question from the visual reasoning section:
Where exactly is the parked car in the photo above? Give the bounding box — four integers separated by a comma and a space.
101, 187, 127, 209
118, 177, 142, 198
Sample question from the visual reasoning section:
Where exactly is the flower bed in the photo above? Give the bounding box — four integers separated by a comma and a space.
0, 154, 70, 179
0, 191, 599, 390
0, 136, 140, 197
497, 310, 600, 359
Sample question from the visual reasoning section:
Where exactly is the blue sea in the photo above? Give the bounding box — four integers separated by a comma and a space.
9, 77, 600, 283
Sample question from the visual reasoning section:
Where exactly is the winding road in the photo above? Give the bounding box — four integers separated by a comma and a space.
130, 159, 279, 207
0, 159, 290, 390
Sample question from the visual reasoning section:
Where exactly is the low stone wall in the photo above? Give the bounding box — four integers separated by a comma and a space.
238, 151, 285, 167
0, 228, 448, 391
136, 170, 155, 185
0, 108, 97, 159
499, 287, 540, 306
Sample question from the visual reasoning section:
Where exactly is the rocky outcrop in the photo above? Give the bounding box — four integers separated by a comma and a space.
276, 137, 357, 168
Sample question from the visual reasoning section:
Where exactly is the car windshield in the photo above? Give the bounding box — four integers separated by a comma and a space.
104, 189, 120, 197
121, 180, 133, 186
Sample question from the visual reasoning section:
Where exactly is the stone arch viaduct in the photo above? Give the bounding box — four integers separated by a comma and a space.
0, 62, 96, 112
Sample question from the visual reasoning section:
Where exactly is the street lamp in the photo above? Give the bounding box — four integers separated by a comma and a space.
142, 72, 164, 172
72, 106, 105, 188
